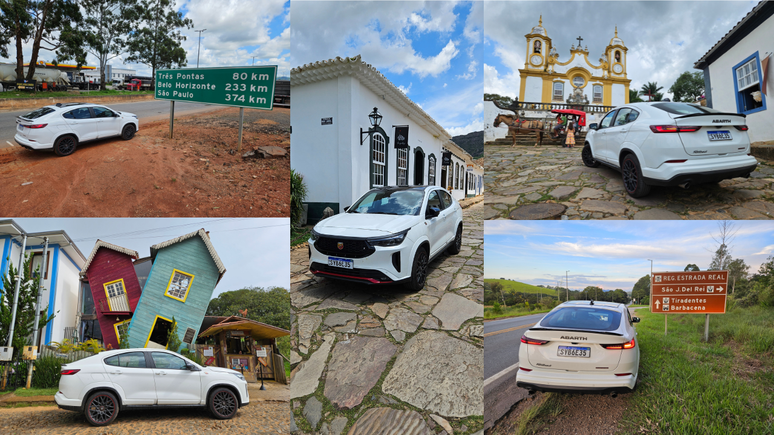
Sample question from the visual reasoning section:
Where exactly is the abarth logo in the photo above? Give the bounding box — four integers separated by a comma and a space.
337, 242, 344, 250
712, 119, 731, 123
693, 150, 708, 153
561, 336, 587, 340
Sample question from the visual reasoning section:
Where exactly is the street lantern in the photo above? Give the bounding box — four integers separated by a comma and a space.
368, 107, 382, 127
361, 107, 388, 145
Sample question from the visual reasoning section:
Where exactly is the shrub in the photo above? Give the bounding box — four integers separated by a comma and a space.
32, 356, 67, 389
167, 317, 182, 353
78, 339, 105, 354
290, 169, 308, 228
492, 302, 502, 314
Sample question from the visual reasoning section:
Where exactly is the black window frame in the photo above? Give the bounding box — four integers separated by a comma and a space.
104, 351, 150, 369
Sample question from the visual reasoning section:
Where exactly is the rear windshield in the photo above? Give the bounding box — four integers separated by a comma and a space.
21, 107, 55, 119
652, 102, 722, 115
539, 307, 622, 331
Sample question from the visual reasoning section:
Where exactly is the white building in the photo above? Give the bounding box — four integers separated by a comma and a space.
291, 55, 483, 224
0, 220, 86, 347
695, 0, 773, 145
85, 66, 137, 83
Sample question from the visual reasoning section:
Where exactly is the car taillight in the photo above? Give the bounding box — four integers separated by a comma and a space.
519, 367, 532, 372
520, 335, 549, 345
23, 123, 48, 129
615, 373, 632, 377
649, 125, 701, 133
600, 338, 636, 350
60, 369, 81, 375
734, 125, 749, 131
664, 160, 687, 164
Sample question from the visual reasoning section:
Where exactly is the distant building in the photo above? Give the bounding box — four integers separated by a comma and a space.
695, 0, 773, 145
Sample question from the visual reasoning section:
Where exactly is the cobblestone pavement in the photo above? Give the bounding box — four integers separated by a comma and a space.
485, 144, 774, 220
0, 401, 289, 434
289, 202, 485, 435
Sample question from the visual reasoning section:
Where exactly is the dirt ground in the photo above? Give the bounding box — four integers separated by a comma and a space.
0, 106, 289, 217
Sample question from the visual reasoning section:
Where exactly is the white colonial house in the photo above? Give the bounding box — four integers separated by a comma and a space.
291, 55, 483, 224
695, 0, 773, 145
0, 220, 86, 347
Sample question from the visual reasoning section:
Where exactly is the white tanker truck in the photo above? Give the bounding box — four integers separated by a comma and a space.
0, 62, 72, 91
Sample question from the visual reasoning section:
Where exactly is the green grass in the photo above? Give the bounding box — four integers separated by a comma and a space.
284, 360, 290, 380
515, 392, 563, 435
291, 226, 311, 247
621, 306, 774, 434
13, 387, 58, 397
484, 305, 552, 319
485, 279, 559, 296
0, 89, 152, 99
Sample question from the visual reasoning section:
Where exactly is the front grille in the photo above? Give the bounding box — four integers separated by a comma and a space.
315, 236, 375, 259
310, 262, 392, 282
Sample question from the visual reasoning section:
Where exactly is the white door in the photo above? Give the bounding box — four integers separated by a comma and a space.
93, 106, 122, 138
63, 107, 99, 141
103, 351, 157, 405
151, 352, 202, 405
424, 190, 446, 257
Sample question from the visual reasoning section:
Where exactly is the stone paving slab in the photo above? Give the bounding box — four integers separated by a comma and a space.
486, 144, 774, 220
290, 203, 485, 435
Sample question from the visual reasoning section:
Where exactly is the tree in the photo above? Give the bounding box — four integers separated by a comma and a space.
119, 324, 131, 349
490, 281, 506, 306
125, 0, 192, 83
206, 287, 290, 330
640, 81, 663, 102
631, 274, 650, 303
166, 316, 182, 352
484, 93, 514, 107
629, 88, 643, 103
708, 221, 737, 271
669, 71, 704, 102
81, 0, 138, 90
727, 258, 749, 294
684, 264, 700, 272
0, 254, 56, 352
612, 289, 629, 304
580, 286, 603, 300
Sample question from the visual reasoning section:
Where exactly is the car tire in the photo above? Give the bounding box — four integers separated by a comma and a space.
53, 135, 78, 156
447, 223, 463, 255
209, 387, 238, 420
621, 153, 650, 197
582, 144, 600, 168
84, 391, 119, 426
121, 124, 136, 140
406, 246, 429, 291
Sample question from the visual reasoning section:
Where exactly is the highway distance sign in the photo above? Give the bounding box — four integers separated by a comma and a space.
154, 66, 277, 110
650, 270, 728, 314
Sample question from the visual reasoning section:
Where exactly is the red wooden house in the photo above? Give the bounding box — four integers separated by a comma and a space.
81, 240, 142, 350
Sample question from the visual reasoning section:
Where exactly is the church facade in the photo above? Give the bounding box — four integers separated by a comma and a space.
518, 17, 631, 107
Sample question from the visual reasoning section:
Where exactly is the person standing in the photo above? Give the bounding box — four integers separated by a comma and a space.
565, 121, 575, 148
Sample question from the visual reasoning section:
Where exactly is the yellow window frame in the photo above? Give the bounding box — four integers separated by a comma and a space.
164, 269, 195, 302
144, 314, 174, 349
103, 278, 126, 311
113, 319, 131, 343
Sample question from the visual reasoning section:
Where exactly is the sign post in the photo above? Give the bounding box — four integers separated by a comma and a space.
155, 66, 277, 146
650, 270, 728, 342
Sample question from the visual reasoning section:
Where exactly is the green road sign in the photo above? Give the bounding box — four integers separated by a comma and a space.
155, 66, 277, 110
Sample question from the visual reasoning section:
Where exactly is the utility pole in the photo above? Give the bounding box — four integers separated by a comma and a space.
26, 237, 48, 389
2, 234, 27, 390
195, 29, 207, 68
565, 270, 569, 301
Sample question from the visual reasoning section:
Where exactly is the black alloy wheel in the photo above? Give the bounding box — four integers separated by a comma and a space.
122, 124, 136, 140
447, 224, 463, 255
84, 391, 118, 426
582, 144, 600, 168
54, 135, 77, 156
407, 247, 429, 291
209, 387, 238, 419
621, 154, 650, 197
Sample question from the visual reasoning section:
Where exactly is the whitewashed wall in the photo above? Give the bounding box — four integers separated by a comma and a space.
524, 76, 543, 102
612, 83, 626, 106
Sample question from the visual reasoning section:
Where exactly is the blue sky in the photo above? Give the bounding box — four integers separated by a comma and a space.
484, 0, 759, 101
485, 220, 774, 292
0, 0, 291, 78
291, 1, 483, 136
9, 218, 290, 298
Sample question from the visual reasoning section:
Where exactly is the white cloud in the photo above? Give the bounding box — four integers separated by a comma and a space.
397, 83, 412, 95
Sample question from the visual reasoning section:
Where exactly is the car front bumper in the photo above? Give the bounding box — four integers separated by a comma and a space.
642, 155, 758, 187
516, 367, 637, 391
308, 239, 411, 283
14, 134, 53, 151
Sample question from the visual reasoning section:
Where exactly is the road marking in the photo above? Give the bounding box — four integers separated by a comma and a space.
484, 322, 536, 338
6, 141, 14, 147
484, 362, 521, 388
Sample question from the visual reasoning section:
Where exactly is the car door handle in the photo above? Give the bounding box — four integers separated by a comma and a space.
109, 370, 122, 375
155, 371, 167, 376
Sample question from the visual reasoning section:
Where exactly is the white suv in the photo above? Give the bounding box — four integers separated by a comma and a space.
55, 349, 249, 426
308, 186, 464, 290
516, 301, 640, 393
582, 102, 758, 197
14, 102, 139, 156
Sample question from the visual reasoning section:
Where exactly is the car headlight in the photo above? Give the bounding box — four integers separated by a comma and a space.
369, 229, 410, 247
310, 228, 321, 242
231, 372, 246, 381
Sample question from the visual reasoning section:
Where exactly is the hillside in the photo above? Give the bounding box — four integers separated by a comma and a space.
485, 279, 558, 296
451, 130, 483, 159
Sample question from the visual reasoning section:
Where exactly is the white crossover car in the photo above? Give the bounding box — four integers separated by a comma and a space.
516, 301, 640, 393
55, 349, 249, 426
582, 102, 758, 197
308, 185, 464, 290
14, 102, 139, 156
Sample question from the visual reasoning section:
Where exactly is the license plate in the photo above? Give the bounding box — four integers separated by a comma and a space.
328, 257, 353, 269
557, 346, 590, 358
17, 124, 23, 131
708, 130, 731, 141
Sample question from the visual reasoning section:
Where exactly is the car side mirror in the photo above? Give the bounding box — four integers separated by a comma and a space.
343, 206, 349, 212
589, 123, 598, 130
426, 206, 440, 219
632, 317, 640, 323
186, 363, 201, 371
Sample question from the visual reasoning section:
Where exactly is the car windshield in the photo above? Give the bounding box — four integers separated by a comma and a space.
652, 102, 722, 115
349, 189, 424, 216
539, 307, 622, 332
21, 107, 55, 119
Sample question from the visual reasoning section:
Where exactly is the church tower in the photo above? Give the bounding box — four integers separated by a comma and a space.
524, 16, 551, 72
605, 27, 628, 80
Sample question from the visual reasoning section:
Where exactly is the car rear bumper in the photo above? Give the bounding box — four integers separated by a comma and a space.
14, 134, 53, 151
55, 392, 82, 411
642, 156, 758, 187
516, 367, 637, 391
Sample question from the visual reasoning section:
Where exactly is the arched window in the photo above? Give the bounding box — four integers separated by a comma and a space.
593, 85, 603, 102
428, 154, 436, 186
396, 147, 408, 186
370, 133, 386, 187
455, 163, 460, 189
553, 82, 564, 100
447, 162, 454, 190
533, 40, 542, 54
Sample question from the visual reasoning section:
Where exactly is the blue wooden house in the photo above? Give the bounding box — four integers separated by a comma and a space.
127, 229, 226, 349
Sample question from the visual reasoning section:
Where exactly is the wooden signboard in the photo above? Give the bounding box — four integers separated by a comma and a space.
651, 271, 728, 314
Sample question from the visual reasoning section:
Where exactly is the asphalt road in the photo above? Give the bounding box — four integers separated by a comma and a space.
0, 100, 224, 149
484, 312, 546, 380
